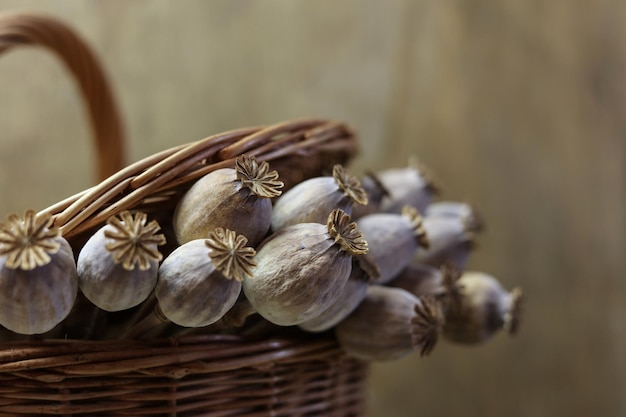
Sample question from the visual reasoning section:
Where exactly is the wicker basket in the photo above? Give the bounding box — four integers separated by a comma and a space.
0, 12, 368, 416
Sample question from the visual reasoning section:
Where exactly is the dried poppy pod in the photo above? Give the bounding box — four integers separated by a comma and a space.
425, 201, 485, 233
351, 172, 389, 219
443, 271, 523, 345
77, 211, 166, 312
299, 258, 375, 333
375, 158, 441, 215
174, 154, 284, 246
413, 214, 476, 272
0, 211, 78, 334
156, 228, 256, 328
335, 285, 443, 361
271, 164, 368, 231
243, 209, 368, 326
356, 206, 429, 284
389, 262, 452, 298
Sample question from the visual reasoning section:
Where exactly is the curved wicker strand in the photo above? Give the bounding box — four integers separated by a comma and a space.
38, 119, 356, 239
130, 126, 259, 189
0, 11, 126, 180
49, 144, 188, 228
218, 119, 326, 160
0, 337, 354, 377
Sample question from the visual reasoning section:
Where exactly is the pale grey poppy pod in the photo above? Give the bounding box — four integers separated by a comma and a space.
0, 211, 78, 335
335, 285, 443, 361
375, 160, 440, 215
414, 214, 475, 272
244, 209, 368, 326
271, 165, 367, 231
174, 154, 284, 247
299, 259, 374, 333
78, 211, 166, 312
357, 206, 429, 284
156, 228, 256, 328
443, 271, 523, 345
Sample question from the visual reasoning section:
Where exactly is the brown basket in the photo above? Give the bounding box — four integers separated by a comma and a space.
0, 12, 367, 416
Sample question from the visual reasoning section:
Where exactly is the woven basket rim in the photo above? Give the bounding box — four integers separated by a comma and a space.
0, 331, 368, 416
0, 332, 348, 379
38, 118, 357, 240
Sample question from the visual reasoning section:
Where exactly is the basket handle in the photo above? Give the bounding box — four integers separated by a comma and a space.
0, 11, 126, 181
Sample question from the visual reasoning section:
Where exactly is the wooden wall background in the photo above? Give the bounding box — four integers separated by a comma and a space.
0, 1, 624, 416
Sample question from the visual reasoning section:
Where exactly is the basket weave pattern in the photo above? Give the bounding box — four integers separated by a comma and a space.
0, 12, 367, 417
0, 335, 367, 416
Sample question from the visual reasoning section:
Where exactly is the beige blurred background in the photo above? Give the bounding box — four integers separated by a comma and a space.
0, 1, 624, 416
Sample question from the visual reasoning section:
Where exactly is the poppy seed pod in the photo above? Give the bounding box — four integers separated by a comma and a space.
443, 271, 523, 345
357, 206, 429, 284
335, 285, 443, 361
425, 201, 485, 233
243, 209, 368, 326
389, 263, 450, 298
376, 159, 441, 215
298, 259, 373, 333
174, 154, 284, 246
271, 165, 367, 231
156, 228, 256, 328
0, 211, 78, 335
351, 172, 390, 219
414, 214, 475, 272
77, 211, 166, 312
